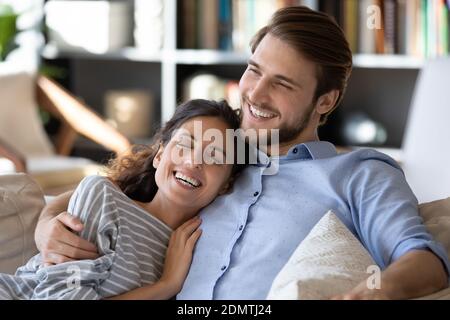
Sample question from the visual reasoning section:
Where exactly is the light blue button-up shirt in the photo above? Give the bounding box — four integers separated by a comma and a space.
177, 141, 450, 300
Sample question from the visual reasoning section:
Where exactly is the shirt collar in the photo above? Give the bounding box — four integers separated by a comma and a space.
279, 141, 337, 161
249, 141, 337, 165
301, 141, 337, 160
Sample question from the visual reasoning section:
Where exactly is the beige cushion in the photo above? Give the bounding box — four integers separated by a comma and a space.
419, 197, 450, 259
0, 173, 44, 274
267, 211, 377, 300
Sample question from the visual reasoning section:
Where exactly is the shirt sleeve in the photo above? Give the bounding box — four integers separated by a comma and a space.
346, 150, 450, 280
68, 175, 120, 249
31, 254, 114, 300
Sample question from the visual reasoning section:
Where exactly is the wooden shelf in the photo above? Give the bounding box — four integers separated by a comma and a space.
352, 54, 424, 69
42, 44, 162, 63
42, 45, 425, 69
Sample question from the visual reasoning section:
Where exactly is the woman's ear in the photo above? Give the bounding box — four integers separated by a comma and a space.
153, 145, 164, 169
315, 89, 339, 115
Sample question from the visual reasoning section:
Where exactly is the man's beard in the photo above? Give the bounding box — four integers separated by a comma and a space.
276, 102, 315, 144
240, 101, 316, 146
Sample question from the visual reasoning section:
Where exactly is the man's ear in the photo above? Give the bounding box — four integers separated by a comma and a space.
315, 89, 339, 115
153, 145, 164, 169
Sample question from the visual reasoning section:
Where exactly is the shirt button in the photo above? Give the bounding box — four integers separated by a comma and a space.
253, 191, 259, 197
239, 225, 244, 231
221, 265, 227, 271
293, 148, 298, 154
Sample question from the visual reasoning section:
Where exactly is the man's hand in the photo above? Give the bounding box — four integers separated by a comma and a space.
331, 250, 448, 300
35, 193, 99, 265
331, 280, 390, 300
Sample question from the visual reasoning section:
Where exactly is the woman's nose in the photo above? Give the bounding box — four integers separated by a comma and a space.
183, 149, 203, 169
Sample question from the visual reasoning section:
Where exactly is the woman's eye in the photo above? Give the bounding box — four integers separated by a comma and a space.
176, 142, 192, 149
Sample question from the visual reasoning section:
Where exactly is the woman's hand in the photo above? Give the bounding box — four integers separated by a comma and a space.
159, 216, 202, 295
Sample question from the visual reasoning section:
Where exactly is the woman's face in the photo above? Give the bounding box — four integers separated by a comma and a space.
153, 116, 234, 211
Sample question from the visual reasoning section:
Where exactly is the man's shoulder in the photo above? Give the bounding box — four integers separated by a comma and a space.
337, 148, 402, 171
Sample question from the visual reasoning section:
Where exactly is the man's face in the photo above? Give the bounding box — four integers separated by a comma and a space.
239, 33, 319, 144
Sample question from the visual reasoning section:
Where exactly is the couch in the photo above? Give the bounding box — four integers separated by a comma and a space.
1, 172, 449, 299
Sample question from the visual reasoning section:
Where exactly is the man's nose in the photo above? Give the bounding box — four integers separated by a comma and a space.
249, 78, 270, 104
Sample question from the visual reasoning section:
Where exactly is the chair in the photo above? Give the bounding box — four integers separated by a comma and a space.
0, 70, 131, 194
402, 58, 450, 203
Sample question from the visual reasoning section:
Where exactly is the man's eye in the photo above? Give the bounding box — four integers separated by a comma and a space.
277, 82, 292, 90
248, 67, 259, 75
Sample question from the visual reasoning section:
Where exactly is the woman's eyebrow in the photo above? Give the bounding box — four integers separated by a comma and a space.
179, 132, 196, 141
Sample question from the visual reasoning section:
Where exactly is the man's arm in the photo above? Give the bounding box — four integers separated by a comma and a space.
333, 250, 448, 299
35, 190, 98, 265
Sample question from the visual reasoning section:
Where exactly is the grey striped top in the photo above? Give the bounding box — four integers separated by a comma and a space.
0, 175, 172, 300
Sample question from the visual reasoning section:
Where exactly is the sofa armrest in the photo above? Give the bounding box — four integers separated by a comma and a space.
0, 137, 27, 172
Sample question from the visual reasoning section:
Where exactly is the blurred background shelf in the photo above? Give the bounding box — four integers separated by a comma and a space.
39, 0, 450, 157
43, 45, 426, 69
42, 44, 162, 62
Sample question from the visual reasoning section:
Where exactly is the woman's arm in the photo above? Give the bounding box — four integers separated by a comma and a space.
34, 190, 99, 265
107, 280, 178, 300
108, 217, 203, 300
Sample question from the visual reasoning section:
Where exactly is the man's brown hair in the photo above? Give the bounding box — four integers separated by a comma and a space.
251, 6, 353, 125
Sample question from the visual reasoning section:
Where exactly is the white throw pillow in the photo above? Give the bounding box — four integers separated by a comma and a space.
267, 211, 377, 300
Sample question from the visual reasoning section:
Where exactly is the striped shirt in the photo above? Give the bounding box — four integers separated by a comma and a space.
0, 175, 172, 300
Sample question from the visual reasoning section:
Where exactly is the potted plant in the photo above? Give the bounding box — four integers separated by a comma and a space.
0, 4, 17, 61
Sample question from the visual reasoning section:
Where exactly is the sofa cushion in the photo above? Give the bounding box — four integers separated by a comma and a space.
0, 173, 44, 274
419, 197, 450, 258
267, 211, 377, 300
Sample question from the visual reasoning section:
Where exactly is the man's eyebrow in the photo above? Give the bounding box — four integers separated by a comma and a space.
247, 58, 300, 88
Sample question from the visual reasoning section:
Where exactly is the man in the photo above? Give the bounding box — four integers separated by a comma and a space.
35, 6, 449, 299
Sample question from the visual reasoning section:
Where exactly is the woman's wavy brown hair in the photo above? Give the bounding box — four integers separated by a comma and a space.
107, 99, 244, 202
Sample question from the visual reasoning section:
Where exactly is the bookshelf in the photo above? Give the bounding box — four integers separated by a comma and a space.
41, 0, 449, 154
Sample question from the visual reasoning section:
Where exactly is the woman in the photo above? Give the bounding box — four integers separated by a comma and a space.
0, 99, 245, 300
